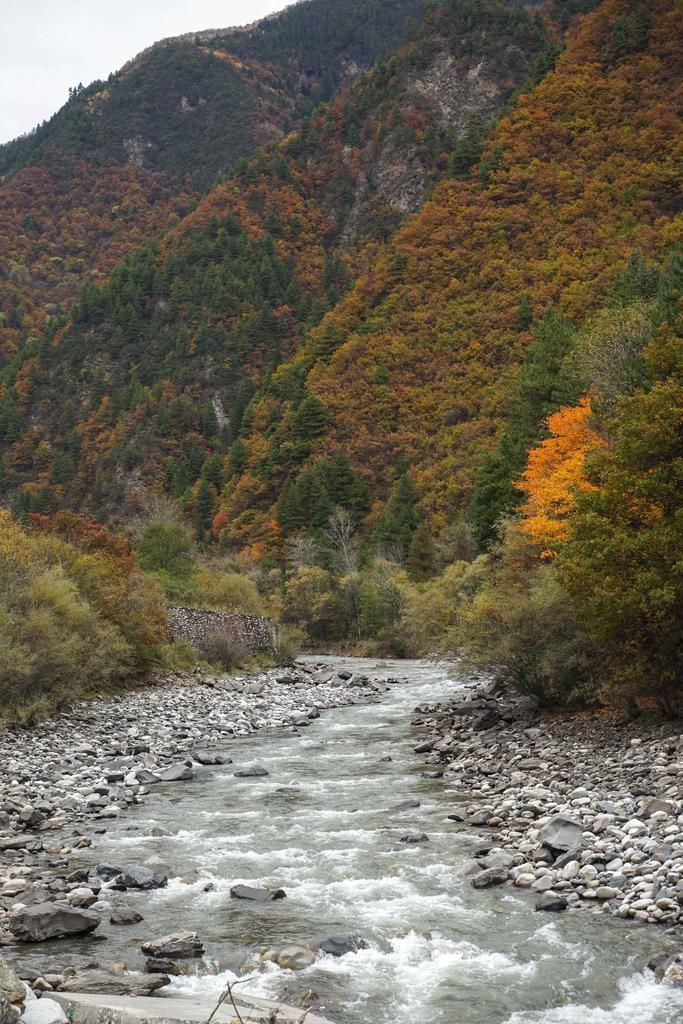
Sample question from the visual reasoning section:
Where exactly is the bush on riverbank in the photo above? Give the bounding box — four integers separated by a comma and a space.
0, 511, 167, 723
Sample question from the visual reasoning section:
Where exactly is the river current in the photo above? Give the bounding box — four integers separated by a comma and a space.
58, 658, 683, 1022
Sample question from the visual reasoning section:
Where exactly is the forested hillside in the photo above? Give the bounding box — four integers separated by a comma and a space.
231, 0, 680, 541
0, 0, 679, 711
0, 0, 426, 359
0, 0, 552, 520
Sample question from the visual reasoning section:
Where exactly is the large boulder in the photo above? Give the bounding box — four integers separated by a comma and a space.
58, 971, 169, 996
112, 866, 168, 890
141, 932, 205, 959
18, 999, 66, 1024
9, 904, 100, 943
230, 884, 286, 902
538, 816, 583, 855
318, 936, 368, 957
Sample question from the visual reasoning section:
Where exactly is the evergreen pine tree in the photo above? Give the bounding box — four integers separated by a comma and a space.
194, 478, 215, 541
408, 521, 436, 580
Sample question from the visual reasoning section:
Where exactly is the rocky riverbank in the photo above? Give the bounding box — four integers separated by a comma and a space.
0, 661, 390, 1010
412, 677, 683, 982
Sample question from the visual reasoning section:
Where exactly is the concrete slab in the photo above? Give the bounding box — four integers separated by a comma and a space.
51, 991, 333, 1024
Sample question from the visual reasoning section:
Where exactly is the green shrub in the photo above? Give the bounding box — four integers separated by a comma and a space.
0, 510, 167, 723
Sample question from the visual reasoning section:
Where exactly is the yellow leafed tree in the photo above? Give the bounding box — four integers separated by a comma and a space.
516, 397, 606, 551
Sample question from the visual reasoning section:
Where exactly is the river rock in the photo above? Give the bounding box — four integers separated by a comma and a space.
476, 849, 516, 871
234, 767, 269, 778
471, 867, 509, 889
230, 884, 286, 901
158, 764, 194, 782
144, 959, 182, 976
95, 864, 123, 882
535, 893, 568, 912
640, 797, 676, 818
538, 816, 583, 854
270, 946, 317, 970
192, 752, 229, 766
58, 971, 170, 996
318, 936, 369, 957
399, 833, 429, 844
113, 866, 168, 890
18, 1000, 66, 1024
472, 709, 500, 732
141, 932, 205, 959
9, 903, 100, 942
389, 800, 420, 812
109, 906, 143, 925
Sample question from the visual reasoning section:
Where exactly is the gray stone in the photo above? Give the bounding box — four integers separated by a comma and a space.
109, 907, 144, 926
234, 766, 269, 778
271, 946, 317, 971
389, 800, 420, 812
471, 867, 509, 889
640, 797, 676, 818
58, 972, 169, 997
230, 884, 286, 902
9, 903, 100, 942
399, 833, 429, 844
158, 764, 194, 783
535, 893, 568, 912
538, 816, 583, 854
0, 961, 25, 1007
472, 709, 501, 732
113, 867, 167, 891
478, 849, 516, 871
318, 936, 369, 957
18, 1000, 66, 1024
0, 995, 19, 1024
141, 932, 204, 959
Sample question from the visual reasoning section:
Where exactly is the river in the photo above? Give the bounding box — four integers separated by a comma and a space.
44, 657, 683, 1023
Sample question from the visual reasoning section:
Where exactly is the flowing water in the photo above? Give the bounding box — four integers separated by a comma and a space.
48, 658, 683, 1022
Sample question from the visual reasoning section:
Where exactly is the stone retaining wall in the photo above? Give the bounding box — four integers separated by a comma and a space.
168, 606, 277, 655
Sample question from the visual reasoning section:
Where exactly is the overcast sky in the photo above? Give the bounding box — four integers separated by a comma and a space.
1, 1, 290, 144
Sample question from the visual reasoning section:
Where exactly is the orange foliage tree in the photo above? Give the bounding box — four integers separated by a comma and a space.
516, 397, 606, 550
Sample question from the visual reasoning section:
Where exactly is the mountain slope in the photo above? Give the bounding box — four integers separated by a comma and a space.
0, 0, 426, 360
0, 0, 552, 521
0, 0, 428, 185
223, 0, 681, 543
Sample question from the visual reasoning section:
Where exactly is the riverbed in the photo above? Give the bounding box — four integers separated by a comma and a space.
11, 657, 683, 1023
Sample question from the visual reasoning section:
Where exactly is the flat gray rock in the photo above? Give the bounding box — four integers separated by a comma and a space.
230, 884, 286, 902
9, 903, 100, 942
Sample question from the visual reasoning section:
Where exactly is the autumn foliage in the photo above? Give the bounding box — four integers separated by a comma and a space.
516, 397, 606, 550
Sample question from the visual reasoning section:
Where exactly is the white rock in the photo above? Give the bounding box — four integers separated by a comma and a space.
20, 998, 67, 1024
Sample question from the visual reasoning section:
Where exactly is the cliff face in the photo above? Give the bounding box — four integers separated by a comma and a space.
0, 0, 551, 523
